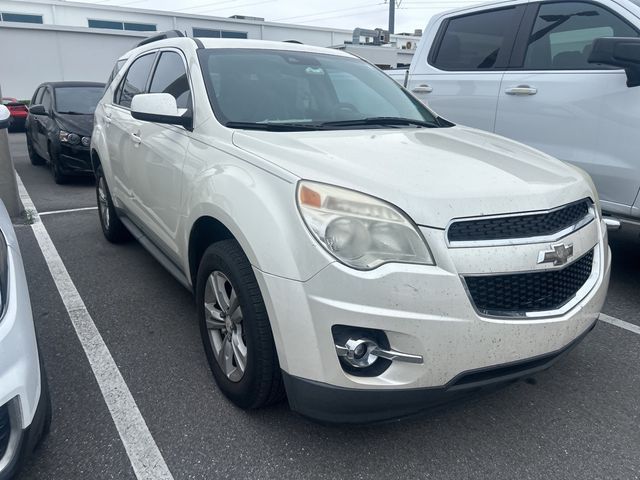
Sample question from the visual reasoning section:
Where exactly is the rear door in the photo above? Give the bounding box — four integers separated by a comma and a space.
108, 52, 157, 211
407, 5, 525, 131
35, 87, 53, 156
495, 0, 640, 216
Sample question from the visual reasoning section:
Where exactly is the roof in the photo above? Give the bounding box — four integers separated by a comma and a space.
40, 81, 106, 88
120, 36, 354, 60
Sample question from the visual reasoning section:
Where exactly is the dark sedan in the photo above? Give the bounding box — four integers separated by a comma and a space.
26, 82, 105, 184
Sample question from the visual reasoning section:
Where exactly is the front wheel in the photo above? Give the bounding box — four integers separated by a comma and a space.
48, 145, 68, 185
27, 136, 45, 166
96, 167, 131, 243
197, 240, 285, 409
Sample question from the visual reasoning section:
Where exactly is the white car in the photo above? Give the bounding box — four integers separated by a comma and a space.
0, 107, 51, 477
388, 0, 640, 227
91, 33, 611, 422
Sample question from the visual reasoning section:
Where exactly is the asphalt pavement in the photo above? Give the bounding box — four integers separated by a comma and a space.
7, 132, 640, 480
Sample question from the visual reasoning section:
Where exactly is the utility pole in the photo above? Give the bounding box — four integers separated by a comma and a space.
388, 0, 396, 34
0, 84, 21, 217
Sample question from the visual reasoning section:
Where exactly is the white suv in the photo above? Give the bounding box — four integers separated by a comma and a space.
91, 33, 611, 423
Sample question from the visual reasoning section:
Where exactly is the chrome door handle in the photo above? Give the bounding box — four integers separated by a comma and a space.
105, 117, 112, 124
412, 84, 433, 94
505, 85, 537, 96
130, 132, 142, 145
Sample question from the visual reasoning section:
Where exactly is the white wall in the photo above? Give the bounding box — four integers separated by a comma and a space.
0, 25, 143, 99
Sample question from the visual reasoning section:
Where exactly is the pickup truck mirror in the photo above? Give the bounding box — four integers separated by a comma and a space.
131, 93, 193, 130
0, 105, 10, 129
588, 37, 640, 87
29, 104, 47, 116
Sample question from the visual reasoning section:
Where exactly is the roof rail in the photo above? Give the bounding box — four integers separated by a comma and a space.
136, 30, 185, 48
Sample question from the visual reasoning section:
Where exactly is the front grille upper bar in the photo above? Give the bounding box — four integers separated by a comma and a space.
446, 199, 595, 248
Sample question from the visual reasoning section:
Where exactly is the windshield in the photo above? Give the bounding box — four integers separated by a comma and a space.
54, 87, 104, 114
198, 48, 443, 130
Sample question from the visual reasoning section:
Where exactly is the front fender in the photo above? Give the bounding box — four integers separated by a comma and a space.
180, 148, 333, 283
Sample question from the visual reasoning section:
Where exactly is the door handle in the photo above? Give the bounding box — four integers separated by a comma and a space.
130, 132, 142, 145
412, 84, 433, 94
505, 85, 537, 96
105, 116, 112, 124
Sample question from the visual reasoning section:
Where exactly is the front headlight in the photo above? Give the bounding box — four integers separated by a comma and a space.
59, 130, 81, 145
0, 230, 8, 319
296, 181, 434, 270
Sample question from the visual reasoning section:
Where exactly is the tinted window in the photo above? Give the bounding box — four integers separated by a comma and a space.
1, 12, 43, 24
432, 8, 518, 70
149, 52, 191, 109
106, 59, 127, 88
524, 2, 638, 69
32, 87, 43, 105
199, 49, 439, 127
55, 87, 104, 114
40, 89, 52, 112
221, 31, 247, 39
89, 19, 122, 30
118, 53, 156, 108
124, 22, 156, 32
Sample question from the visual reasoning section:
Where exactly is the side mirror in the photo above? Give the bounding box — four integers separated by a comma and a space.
29, 104, 47, 115
0, 105, 10, 130
588, 37, 640, 87
131, 93, 192, 130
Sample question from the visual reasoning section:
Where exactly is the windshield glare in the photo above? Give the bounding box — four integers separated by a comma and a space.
198, 49, 440, 129
54, 87, 104, 114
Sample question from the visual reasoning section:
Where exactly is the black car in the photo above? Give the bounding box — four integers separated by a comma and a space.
25, 81, 105, 184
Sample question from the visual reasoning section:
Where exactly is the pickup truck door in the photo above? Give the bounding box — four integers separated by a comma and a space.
406, 5, 525, 132
495, 0, 640, 216
126, 50, 192, 260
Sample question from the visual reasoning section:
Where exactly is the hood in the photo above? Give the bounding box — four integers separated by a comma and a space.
55, 113, 94, 137
232, 126, 594, 228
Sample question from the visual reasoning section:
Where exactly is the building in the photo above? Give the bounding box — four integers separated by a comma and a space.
0, 0, 420, 100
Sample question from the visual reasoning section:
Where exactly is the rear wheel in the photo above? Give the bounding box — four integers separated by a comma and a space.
197, 240, 285, 409
27, 136, 45, 166
96, 166, 131, 243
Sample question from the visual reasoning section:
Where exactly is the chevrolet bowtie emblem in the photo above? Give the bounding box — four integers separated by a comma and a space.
538, 243, 574, 266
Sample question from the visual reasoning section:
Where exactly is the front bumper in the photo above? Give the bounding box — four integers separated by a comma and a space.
57, 144, 92, 174
255, 219, 611, 422
0, 244, 46, 476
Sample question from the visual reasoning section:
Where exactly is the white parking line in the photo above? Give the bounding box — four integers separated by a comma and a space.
15, 173, 174, 480
599, 313, 640, 335
39, 206, 98, 216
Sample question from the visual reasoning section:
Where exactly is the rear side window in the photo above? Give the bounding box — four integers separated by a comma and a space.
524, 2, 638, 70
431, 8, 519, 70
148, 51, 191, 109
116, 53, 156, 108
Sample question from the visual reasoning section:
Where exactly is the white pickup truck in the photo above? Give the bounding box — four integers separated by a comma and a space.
388, 0, 640, 227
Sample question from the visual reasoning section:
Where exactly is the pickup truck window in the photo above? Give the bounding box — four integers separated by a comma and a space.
431, 7, 519, 71
524, 1, 638, 70
198, 48, 440, 130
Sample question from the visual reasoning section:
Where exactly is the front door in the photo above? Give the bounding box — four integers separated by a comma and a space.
495, 0, 640, 215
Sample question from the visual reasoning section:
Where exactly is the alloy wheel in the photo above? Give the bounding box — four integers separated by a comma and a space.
204, 271, 247, 382
97, 176, 110, 229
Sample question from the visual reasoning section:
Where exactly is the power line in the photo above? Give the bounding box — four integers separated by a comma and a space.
294, 6, 388, 24
273, 2, 381, 22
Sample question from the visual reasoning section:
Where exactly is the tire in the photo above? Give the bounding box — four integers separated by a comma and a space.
96, 166, 131, 243
197, 239, 285, 409
27, 135, 45, 166
48, 144, 68, 185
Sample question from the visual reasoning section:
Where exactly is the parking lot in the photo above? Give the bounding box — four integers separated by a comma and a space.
6, 131, 640, 480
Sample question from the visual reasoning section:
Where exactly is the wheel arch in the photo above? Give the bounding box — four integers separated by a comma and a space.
188, 215, 239, 287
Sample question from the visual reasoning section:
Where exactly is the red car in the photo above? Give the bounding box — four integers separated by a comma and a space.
1, 97, 28, 132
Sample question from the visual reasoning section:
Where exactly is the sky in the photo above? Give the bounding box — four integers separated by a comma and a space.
74, 0, 484, 33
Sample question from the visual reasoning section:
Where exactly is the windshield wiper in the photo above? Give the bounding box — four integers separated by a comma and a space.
318, 117, 440, 128
225, 121, 325, 131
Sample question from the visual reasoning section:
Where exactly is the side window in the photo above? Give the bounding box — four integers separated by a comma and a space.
524, 2, 638, 70
106, 59, 127, 89
40, 88, 52, 112
148, 51, 191, 109
32, 87, 43, 105
432, 8, 519, 70
117, 53, 156, 108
